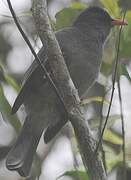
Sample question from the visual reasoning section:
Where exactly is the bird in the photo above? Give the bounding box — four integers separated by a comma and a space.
6, 6, 127, 177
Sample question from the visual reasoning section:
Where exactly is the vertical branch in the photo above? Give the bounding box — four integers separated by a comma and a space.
117, 76, 126, 179
95, 8, 127, 153
98, 90, 107, 174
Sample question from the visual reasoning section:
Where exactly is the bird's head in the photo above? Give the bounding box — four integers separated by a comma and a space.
74, 6, 127, 41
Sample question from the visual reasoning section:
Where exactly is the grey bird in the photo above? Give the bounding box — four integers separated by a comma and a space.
6, 6, 127, 177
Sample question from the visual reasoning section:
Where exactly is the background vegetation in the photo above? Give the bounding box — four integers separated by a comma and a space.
0, 0, 131, 179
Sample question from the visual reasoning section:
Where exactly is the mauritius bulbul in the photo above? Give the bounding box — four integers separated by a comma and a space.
6, 6, 127, 177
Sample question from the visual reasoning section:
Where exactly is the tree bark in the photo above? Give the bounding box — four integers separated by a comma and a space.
31, 1, 107, 179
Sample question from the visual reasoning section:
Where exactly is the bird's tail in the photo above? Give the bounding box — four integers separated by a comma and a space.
6, 116, 44, 177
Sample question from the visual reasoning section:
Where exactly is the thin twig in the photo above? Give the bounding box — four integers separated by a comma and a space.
117, 77, 126, 179
98, 90, 107, 174
6, 0, 68, 114
95, 9, 128, 153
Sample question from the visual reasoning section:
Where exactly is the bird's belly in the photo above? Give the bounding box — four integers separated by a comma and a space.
68, 59, 99, 96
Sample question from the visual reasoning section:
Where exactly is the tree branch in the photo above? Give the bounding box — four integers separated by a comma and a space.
117, 77, 126, 179
6, 0, 67, 113
31, 0, 106, 179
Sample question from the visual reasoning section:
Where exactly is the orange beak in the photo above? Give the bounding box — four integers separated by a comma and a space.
112, 19, 128, 26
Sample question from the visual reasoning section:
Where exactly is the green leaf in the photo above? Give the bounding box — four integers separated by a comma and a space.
89, 115, 120, 129
80, 96, 109, 106
100, 0, 120, 18
0, 85, 21, 133
0, 65, 20, 92
102, 30, 116, 62
70, 2, 87, 9
57, 170, 89, 180
120, 11, 131, 58
0, 11, 32, 19
104, 145, 122, 172
103, 129, 122, 145
55, 2, 87, 30
4, 74, 20, 92
105, 115, 120, 128
18, 11, 32, 17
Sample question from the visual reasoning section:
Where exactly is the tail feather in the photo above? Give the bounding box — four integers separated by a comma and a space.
6, 116, 44, 177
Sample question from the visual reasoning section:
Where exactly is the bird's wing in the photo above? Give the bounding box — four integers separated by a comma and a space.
11, 27, 76, 114
12, 47, 48, 114
23, 47, 47, 84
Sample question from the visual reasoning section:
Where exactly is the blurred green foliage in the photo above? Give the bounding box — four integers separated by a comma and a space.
0, 0, 131, 179
57, 170, 89, 180
0, 84, 21, 133
55, 2, 87, 30
120, 11, 131, 58
0, 66, 21, 133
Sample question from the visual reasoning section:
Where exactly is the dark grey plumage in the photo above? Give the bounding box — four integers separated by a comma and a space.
6, 6, 114, 177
